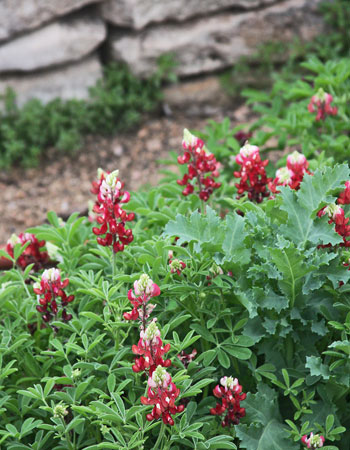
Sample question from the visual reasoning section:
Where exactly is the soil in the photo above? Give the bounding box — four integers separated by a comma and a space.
0, 104, 254, 241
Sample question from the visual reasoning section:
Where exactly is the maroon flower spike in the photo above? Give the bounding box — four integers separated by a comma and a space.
234, 143, 271, 203
338, 181, 350, 205
123, 274, 160, 324
308, 88, 337, 121
6, 233, 49, 271
92, 169, 134, 253
33, 268, 74, 323
141, 366, 184, 426
132, 320, 171, 376
269, 151, 312, 194
210, 376, 246, 427
177, 129, 221, 201
318, 204, 350, 248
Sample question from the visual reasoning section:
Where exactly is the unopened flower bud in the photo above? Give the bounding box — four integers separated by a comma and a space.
72, 369, 81, 379
142, 320, 160, 343
53, 403, 68, 418
42, 268, 61, 283
149, 365, 171, 389
220, 376, 238, 391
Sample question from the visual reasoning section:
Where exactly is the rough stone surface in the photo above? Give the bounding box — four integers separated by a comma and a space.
108, 0, 325, 77
0, 55, 103, 107
0, 0, 104, 43
101, 0, 277, 30
0, 14, 106, 73
163, 76, 233, 117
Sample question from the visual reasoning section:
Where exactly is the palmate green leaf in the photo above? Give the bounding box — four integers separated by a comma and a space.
222, 214, 250, 264
250, 287, 288, 313
316, 258, 350, 288
305, 356, 330, 380
279, 165, 350, 246
236, 383, 298, 450
308, 216, 343, 247
236, 421, 298, 450
269, 243, 314, 306
298, 165, 350, 214
163, 207, 224, 251
279, 187, 311, 246
241, 383, 278, 426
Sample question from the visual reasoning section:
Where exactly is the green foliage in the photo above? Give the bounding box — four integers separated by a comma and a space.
0, 62, 165, 169
243, 57, 350, 162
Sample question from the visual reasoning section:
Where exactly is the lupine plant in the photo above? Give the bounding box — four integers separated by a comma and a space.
1, 56, 350, 450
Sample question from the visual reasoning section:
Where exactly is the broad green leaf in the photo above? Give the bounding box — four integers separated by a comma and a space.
236, 421, 298, 450
222, 214, 250, 264
305, 356, 330, 380
163, 207, 224, 251
269, 243, 314, 306
298, 165, 350, 214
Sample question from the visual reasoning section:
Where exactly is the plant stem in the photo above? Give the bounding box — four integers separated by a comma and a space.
154, 422, 166, 450
112, 247, 116, 280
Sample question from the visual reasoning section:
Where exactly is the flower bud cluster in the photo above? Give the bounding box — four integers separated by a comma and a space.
318, 204, 350, 247
234, 143, 271, 203
91, 169, 134, 253
168, 251, 186, 275
6, 233, 49, 271
132, 319, 171, 375
123, 274, 160, 322
177, 129, 221, 201
269, 151, 311, 193
125, 276, 184, 426
141, 365, 185, 426
308, 88, 337, 121
301, 433, 325, 448
210, 376, 246, 427
33, 268, 74, 322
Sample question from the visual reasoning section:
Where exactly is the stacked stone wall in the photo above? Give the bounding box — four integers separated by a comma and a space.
0, 0, 325, 106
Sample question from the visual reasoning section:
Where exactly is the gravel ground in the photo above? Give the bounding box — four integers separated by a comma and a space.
0, 105, 253, 240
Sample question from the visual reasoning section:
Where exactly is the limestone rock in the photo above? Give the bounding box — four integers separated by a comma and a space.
0, 0, 104, 42
108, 0, 325, 77
163, 76, 232, 116
0, 55, 102, 107
0, 14, 106, 73
101, 0, 277, 30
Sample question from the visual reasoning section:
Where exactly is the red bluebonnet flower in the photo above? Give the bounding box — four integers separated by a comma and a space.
338, 181, 350, 205
177, 129, 221, 201
6, 233, 49, 271
210, 376, 246, 427
141, 365, 185, 426
33, 268, 74, 322
318, 204, 350, 247
269, 151, 311, 194
308, 88, 337, 121
92, 169, 134, 253
301, 433, 325, 448
234, 143, 271, 203
123, 274, 160, 324
132, 320, 171, 375
177, 349, 197, 369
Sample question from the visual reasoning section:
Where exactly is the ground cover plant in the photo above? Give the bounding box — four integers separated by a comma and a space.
1, 56, 350, 447
0, 57, 175, 169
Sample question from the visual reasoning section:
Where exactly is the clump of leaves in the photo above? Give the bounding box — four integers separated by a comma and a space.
0, 62, 167, 169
